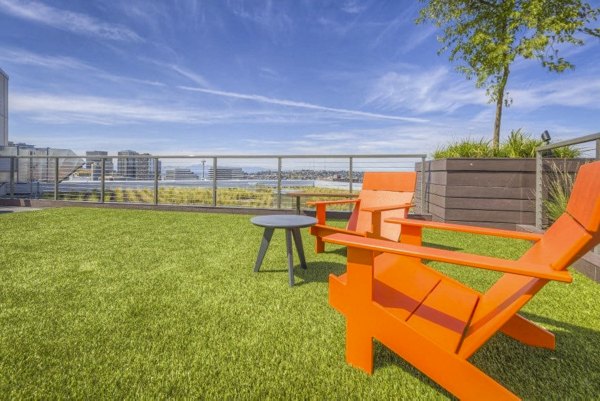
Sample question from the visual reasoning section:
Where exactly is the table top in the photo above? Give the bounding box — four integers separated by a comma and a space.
251, 215, 317, 228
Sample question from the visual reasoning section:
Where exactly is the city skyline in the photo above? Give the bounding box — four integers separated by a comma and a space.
0, 0, 598, 156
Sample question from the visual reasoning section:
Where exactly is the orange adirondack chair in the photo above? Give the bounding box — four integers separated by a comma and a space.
309, 172, 416, 253
323, 161, 600, 400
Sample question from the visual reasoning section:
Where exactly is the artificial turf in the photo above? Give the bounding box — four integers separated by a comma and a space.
0, 207, 598, 400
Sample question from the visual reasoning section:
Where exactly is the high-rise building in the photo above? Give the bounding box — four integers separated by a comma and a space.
0, 68, 8, 147
136, 153, 152, 180
117, 150, 138, 179
117, 150, 156, 180
86, 150, 114, 180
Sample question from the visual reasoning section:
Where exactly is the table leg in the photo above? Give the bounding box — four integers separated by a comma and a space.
285, 228, 295, 286
291, 228, 307, 269
254, 227, 274, 272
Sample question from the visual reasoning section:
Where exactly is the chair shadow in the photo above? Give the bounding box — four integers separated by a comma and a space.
421, 241, 462, 252
322, 247, 347, 257
324, 241, 460, 254
320, 241, 460, 256
293, 261, 346, 286
256, 269, 289, 274
372, 312, 600, 400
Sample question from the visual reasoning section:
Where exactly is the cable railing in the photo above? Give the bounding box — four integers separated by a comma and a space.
0, 153, 428, 214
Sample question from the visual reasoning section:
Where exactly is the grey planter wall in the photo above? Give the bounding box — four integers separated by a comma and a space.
415, 158, 585, 230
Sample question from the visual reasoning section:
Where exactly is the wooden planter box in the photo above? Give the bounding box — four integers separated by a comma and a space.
415, 158, 586, 230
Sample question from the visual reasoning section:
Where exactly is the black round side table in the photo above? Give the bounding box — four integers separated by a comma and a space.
251, 215, 317, 286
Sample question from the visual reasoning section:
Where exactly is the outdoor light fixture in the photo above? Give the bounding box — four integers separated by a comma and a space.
541, 130, 551, 144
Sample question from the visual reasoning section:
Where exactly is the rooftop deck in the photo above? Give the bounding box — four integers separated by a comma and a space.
1, 207, 598, 399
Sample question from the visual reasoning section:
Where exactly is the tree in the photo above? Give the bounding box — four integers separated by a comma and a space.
417, 0, 600, 150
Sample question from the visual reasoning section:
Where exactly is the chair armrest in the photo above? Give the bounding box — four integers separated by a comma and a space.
323, 233, 572, 283
306, 199, 360, 206
385, 218, 544, 242
362, 203, 414, 213
362, 203, 413, 238
308, 199, 361, 225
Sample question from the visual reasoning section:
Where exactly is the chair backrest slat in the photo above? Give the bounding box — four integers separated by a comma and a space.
361, 172, 416, 192
346, 172, 417, 241
565, 162, 600, 234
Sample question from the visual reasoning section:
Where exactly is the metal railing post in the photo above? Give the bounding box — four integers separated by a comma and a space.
212, 157, 218, 207
54, 157, 59, 200
277, 157, 282, 209
100, 158, 106, 203
9, 157, 14, 197
153, 157, 159, 205
535, 151, 543, 229
420, 156, 426, 214
349, 157, 353, 194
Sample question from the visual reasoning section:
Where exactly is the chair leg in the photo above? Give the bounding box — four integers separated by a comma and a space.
315, 236, 325, 253
501, 314, 555, 350
346, 320, 373, 374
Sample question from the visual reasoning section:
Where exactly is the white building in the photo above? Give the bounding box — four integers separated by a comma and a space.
165, 168, 199, 180
208, 167, 244, 180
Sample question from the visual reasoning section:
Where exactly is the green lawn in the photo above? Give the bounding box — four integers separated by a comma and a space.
0, 208, 598, 400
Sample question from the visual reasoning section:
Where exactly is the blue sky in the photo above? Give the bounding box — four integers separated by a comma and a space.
0, 0, 598, 156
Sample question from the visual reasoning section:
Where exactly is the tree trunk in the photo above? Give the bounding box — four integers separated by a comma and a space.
493, 65, 510, 152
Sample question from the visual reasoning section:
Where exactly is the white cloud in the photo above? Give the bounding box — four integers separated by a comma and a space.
399, 25, 438, 54
10, 90, 426, 127
0, 0, 142, 42
227, 0, 292, 33
0, 47, 169, 90
509, 75, 600, 110
366, 67, 488, 114
169, 65, 211, 88
304, 132, 361, 141
10, 93, 242, 125
179, 86, 427, 122
341, 0, 368, 14
0, 48, 93, 70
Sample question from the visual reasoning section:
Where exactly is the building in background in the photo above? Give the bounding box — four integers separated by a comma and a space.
165, 168, 199, 180
207, 167, 243, 180
117, 150, 158, 180
117, 150, 137, 179
0, 69, 81, 195
136, 153, 152, 180
0, 142, 83, 190
86, 150, 114, 180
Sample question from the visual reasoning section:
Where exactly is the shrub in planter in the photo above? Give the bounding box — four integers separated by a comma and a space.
433, 129, 581, 159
